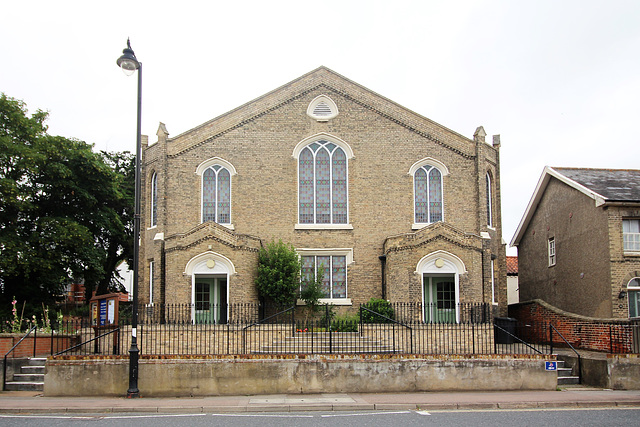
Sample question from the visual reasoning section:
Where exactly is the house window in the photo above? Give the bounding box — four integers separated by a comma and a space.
548, 237, 556, 267
629, 278, 640, 318
486, 172, 493, 227
150, 172, 158, 227
491, 259, 496, 304
414, 165, 443, 224
301, 255, 347, 299
149, 261, 154, 305
623, 219, 640, 252
298, 140, 348, 225
202, 165, 231, 224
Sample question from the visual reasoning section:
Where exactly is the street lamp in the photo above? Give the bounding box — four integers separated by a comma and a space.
116, 38, 142, 399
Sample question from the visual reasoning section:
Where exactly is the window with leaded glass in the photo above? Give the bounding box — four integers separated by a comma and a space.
414, 165, 443, 224
202, 165, 231, 224
301, 255, 347, 299
298, 140, 348, 225
150, 172, 158, 227
486, 172, 493, 227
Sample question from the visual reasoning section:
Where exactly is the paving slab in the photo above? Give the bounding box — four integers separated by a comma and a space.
0, 389, 638, 414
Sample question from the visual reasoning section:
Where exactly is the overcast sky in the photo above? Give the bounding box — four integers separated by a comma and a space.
3, 0, 639, 255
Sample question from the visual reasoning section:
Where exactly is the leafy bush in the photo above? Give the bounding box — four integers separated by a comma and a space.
331, 312, 359, 332
361, 298, 395, 323
255, 240, 301, 307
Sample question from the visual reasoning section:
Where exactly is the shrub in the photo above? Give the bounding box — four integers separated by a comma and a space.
255, 240, 301, 307
361, 298, 395, 323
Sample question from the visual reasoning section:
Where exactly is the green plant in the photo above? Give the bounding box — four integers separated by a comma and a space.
300, 264, 326, 324
361, 298, 395, 323
331, 312, 359, 332
255, 240, 302, 307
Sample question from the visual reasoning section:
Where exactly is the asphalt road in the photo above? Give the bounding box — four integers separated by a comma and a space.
0, 408, 638, 427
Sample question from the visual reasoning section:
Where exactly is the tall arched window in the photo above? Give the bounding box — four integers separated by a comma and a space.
628, 278, 640, 318
298, 140, 348, 225
414, 165, 443, 224
150, 172, 158, 227
202, 165, 231, 224
486, 172, 493, 227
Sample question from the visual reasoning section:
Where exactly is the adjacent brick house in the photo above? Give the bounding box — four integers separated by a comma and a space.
511, 166, 640, 319
140, 67, 507, 322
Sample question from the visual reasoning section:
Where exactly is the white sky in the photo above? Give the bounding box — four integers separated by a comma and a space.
2, 0, 639, 255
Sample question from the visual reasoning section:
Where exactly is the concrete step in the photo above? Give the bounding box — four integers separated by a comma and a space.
4, 357, 46, 392
557, 375, 580, 385
20, 366, 45, 374
4, 381, 44, 391
12, 373, 44, 382
28, 357, 47, 366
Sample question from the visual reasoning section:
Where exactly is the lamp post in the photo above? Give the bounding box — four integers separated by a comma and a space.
116, 38, 141, 398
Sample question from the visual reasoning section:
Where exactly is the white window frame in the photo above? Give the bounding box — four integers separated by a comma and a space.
293, 134, 354, 230
195, 157, 236, 230
628, 278, 640, 318
409, 158, 449, 230
623, 219, 640, 253
491, 259, 497, 305
297, 248, 353, 305
150, 172, 158, 228
149, 261, 154, 305
548, 237, 556, 267
486, 172, 493, 228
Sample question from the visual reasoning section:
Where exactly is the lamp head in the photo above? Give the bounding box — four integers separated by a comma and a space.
116, 38, 140, 76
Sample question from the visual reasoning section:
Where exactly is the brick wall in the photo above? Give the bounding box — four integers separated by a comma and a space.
509, 300, 634, 353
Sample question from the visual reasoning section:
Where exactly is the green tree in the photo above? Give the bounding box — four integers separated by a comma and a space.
0, 93, 133, 316
255, 240, 301, 307
300, 264, 325, 325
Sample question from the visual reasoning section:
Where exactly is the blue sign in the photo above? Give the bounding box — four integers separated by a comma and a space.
99, 300, 107, 326
545, 361, 557, 371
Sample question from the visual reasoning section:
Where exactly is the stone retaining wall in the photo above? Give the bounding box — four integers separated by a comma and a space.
44, 354, 556, 397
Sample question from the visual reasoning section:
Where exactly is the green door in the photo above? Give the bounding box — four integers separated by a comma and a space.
195, 277, 227, 324
423, 275, 456, 323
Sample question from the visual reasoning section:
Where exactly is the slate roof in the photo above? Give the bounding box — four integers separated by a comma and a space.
553, 168, 640, 202
511, 166, 640, 247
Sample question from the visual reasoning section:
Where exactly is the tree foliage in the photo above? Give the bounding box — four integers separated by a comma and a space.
255, 240, 301, 307
0, 93, 134, 316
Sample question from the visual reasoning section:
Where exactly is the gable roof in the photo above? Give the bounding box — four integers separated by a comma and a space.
160, 66, 482, 158
510, 166, 640, 247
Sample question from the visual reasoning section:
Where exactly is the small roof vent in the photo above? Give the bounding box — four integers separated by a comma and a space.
307, 95, 338, 121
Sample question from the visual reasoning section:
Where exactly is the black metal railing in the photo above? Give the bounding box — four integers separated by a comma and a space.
4, 302, 638, 358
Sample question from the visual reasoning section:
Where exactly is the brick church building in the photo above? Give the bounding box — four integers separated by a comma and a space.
139, 67, 507, 322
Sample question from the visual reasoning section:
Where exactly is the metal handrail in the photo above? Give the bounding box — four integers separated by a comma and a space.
359, 305, 413, 354
3, 325, 37, 391
242, 306, 295, 354
550, 324, 582, 384
492, 324, 544, 354
53, 327, 121, 356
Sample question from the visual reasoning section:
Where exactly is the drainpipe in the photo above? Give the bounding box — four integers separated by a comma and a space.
379, 255, 387, 300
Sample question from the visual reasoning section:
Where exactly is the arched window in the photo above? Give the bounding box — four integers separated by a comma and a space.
628, 278, 640, 318
298, 140, 348, 225
202, 165, 231, 224
150, 172, 158, 227
486, 172, 493, 227
414, 165, 443, 225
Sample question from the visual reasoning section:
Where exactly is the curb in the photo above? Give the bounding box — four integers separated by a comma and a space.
0, 401, 639, 414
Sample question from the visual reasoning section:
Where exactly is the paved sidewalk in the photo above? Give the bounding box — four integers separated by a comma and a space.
0, 389, 639, 414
